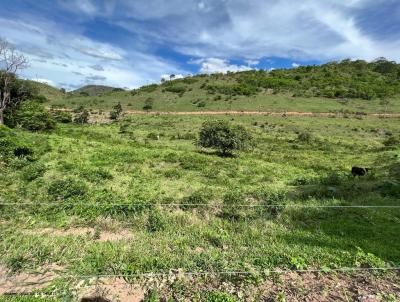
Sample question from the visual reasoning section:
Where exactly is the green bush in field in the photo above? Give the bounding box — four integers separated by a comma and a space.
21, 162, 46, 181
383, 135, 400, 147
221, 189, 245, 219
52, 110, 72, 123
181, 189, 211, 209
198, 120, 252, 156
297, 131, 313, 143
165, 84, 186, 94
143, 98, 154, 110
252, 186, 287, 217
80, 167, 113, 183
147, 209, 167, 232
110, 102, 123, 120
73, 107, 89, 124
48, 178, 87, 200
0, 132, 34, 162
6, 101, 56, 131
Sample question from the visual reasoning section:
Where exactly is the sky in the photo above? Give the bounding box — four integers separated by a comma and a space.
1, 0, 399, 90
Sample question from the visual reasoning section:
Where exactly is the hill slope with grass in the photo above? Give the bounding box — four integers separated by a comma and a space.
47, 59, 400, 113
25, 80, 65, 101
71, 85, 121, 96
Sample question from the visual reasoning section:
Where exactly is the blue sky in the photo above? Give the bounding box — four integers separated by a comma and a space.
1, 0, 399, 90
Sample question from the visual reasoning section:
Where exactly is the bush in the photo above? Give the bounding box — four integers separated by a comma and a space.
21, 162, 46, 181
181, 189, 211, 210
52, 111, 72, 123
110, 102, 123, 120
198, 120, 253, 155
147, 209, 167, 232
297, 131, 312, 143
221, 190, 245, 220
383, 135, 400, 147
252, 186, 287, 217
143, 98, 154, 111
48, 178, 87, 200
80, 168, 113, 183
165, 85, 186, 94
6, 101, 56, 131
73, 108, 89, 124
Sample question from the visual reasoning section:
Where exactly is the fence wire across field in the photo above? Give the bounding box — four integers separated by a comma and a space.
0, 202, 400, 208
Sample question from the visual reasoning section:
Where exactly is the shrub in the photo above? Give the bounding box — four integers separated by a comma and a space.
7, 101, 56, 131
198, 120, 253, 155
165, 85, 186, 94
80, 168, 113, 183
181, 189, 211, 210
110, 102, 123, 120
221, 190, 245, 220
52, 111, 72, 123
197, 101, 206, 108
48, 178, 87, 200
147, 209, 167, 232
21, 162, 46, 181
73, 108, 89, 124
252, 186, 287, 217
143, 98, 154, 110
297, 131, 312, 143
383, 135, 400, 147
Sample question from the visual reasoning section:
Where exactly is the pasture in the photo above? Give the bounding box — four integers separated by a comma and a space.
0, 113, 399, 301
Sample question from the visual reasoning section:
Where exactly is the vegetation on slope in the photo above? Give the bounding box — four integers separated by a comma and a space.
25, 80, 65, 101
0, 114, 399, 299
47, 58, 400, 113
71, 84, 122, 97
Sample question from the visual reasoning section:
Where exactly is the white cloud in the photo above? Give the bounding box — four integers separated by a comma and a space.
192, 58, 252, 74
110, 0, 400, 62
33, 78, 56, 87
292, 63, 300, 68
0, 17, 186, 90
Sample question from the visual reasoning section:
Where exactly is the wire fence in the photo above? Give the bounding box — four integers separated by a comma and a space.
0, 202, 399, 208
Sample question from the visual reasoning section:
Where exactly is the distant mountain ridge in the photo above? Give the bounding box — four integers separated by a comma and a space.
71, 85, 123, 96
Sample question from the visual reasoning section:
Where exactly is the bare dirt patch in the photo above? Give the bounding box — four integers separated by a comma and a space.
23, 227, 134, 242
0, 265, 62, 295
79, 278, 145, 302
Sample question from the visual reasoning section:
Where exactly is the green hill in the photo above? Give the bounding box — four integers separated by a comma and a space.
71, 85, 121, 97
26, 80, 65, 101
49, 59, 400, 113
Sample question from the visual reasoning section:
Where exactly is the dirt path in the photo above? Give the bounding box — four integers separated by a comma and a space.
48, 108, 400, 117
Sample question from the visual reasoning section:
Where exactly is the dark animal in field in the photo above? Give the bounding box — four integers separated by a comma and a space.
351, 166, 370, 177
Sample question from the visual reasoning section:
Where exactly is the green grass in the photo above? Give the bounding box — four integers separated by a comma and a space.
44, 72, 400, 113
0, 114, 399, 299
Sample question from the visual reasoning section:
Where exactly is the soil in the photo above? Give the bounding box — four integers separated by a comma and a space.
1, 268, 399, 301
22, 227, 134, 242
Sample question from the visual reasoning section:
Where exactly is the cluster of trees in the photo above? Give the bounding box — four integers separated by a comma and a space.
199, 58, 400, 100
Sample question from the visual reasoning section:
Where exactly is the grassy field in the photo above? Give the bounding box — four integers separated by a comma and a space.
1, 113, 399, 300
49, 90, 400, 113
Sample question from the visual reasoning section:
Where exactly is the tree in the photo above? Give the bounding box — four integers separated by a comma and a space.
73, 106, 89, 124
143, 98, 154, 110
110, 102, 123, 120
0, 40, 28, 124
198, 120, 252, 156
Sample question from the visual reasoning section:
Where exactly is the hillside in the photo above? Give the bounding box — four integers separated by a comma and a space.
71, 85, 121, 96
47, 59, 400, 113
25, 80, 65, 101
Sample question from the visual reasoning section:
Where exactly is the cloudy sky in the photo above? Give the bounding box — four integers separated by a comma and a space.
1, 0, 399, 90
